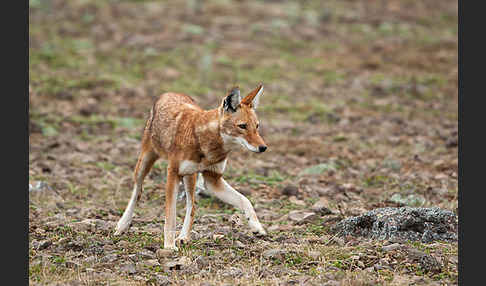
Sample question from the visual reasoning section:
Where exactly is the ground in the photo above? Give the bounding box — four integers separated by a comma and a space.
29, 0, 458, 285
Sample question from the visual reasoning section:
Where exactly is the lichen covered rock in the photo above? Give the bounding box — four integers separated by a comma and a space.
331, 207, 457, 243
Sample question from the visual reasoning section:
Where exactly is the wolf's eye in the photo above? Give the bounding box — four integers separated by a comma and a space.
238, 124, 247, 130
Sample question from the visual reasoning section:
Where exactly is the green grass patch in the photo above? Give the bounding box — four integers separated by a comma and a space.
232, 170, 287, 187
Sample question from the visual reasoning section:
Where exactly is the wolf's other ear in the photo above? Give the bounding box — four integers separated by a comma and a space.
222, 86, 241, 113
241, 83, 263, 109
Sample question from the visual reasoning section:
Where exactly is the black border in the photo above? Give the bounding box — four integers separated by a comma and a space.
5, 0, 29, 284
459, 0, 477, 284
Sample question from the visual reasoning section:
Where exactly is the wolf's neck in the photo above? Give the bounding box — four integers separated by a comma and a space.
194, 108, 229, 164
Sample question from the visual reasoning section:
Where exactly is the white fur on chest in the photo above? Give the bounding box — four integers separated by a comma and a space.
178, 159, 227, 176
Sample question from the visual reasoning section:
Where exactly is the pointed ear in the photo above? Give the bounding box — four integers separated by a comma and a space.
240, 83, 263, 109
222, 86, 241, 113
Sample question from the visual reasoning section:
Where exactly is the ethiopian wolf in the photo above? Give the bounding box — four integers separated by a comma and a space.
114, 84, 268, 250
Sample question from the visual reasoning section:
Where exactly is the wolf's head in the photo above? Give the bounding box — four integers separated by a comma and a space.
219, 84, 267, 153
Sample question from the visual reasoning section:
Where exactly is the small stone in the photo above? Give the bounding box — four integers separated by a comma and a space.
144, 227, 162, 235
331, 237, 345, 246
288, 210, 317, 224
121, 263, 137, 274
316, 187, 334, 196
164, 261, 182, 270
222, 267, 243, 278
348, 207, 366, 216
235, 240, 245, 248
144, 243, 160, 253
57, 237, 70, 245
308, 251, 320, 259
117, 240, 130, 249
179, 256, 191, 266
446, 137, 458, 148
132, 275, 146, 282
419, 254, 442, 273
195, 256, 209, 269
311, 197, 333, 215
322, 280, 341, 286
139, 250, 155, 259
66, 208, 79, 215
434, 173, 448, 180
213, 234, 224, 240
65, 241, 83, 251
407, 248, 426, 261
31, 240, 40, 249
374, 264, 385, 270
100, 254, 118, 263
406, 248, 441, 273
156, 249, 177, 259
433, 159, 446, 171
281, 185, 299, 196
37, 240, 51, 250
382, 243, 401, 252
268, 224, 280, 232
263, 249, 284, 260
70, 219, 110, 232
84, 256, 96, 263
289, 196, 306, 206
145, 259, 160, 267
155, 274, 171, 286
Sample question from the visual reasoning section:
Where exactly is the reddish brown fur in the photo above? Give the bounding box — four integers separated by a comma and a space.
116, 85, 267, 249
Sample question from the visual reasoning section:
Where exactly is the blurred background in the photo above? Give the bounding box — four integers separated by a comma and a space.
29, 0, 458, 284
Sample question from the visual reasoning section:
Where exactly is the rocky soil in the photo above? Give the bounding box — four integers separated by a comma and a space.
29, 0, 458, 285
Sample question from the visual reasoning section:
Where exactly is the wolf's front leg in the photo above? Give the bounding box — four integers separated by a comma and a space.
164, 167, 180, 250
202, 172, 266, 235
176, 174, 197, 245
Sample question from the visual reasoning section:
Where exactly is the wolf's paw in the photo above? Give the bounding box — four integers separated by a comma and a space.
252, 228, 267, 237
249, 220, 267, 236
114, 220, 131, 235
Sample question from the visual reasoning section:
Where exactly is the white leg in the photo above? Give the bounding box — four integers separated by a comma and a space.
203, 174, 266, 235
115, 151, 157, 235
114, 185, 140, 235
177, 174, 196, 243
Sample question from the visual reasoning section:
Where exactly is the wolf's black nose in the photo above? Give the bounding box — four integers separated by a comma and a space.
258, 146, 267, 153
